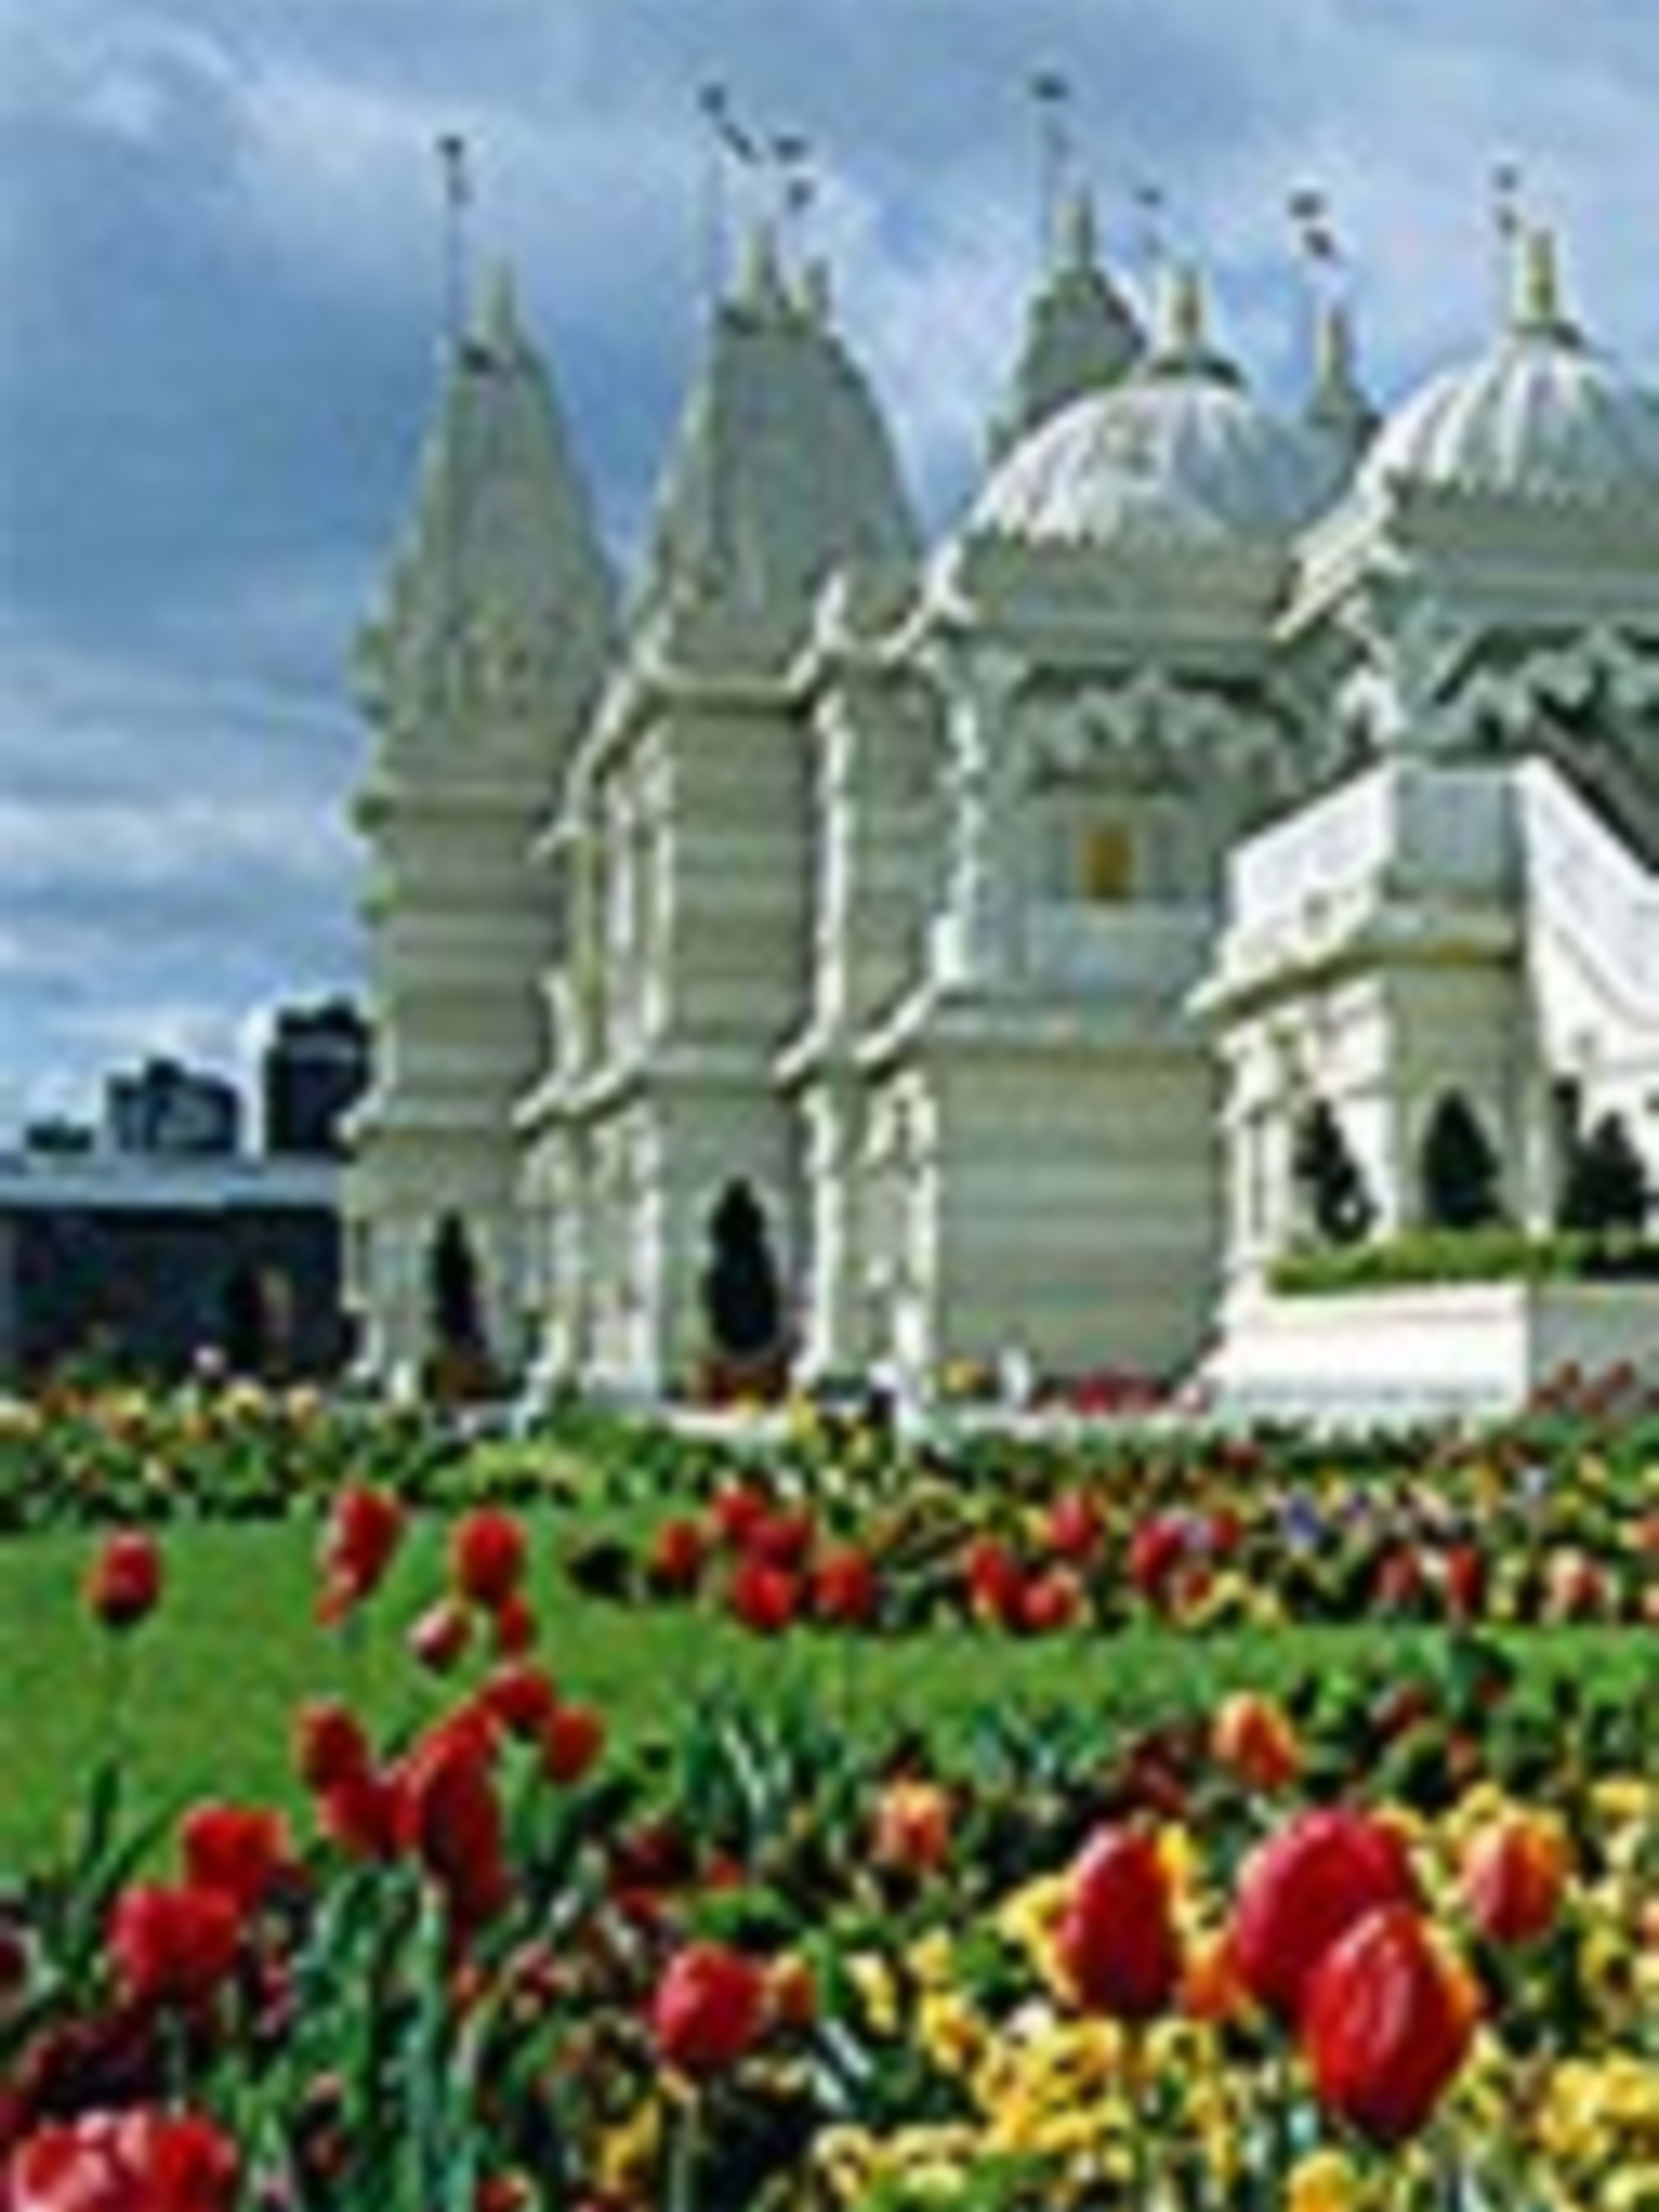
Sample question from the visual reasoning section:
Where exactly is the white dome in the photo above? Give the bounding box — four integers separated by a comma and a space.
970, 270, 1340, 554
1358, 233, 1659, 508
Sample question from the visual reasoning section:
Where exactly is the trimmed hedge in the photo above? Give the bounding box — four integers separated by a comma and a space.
1270, 1226, 1659, 1295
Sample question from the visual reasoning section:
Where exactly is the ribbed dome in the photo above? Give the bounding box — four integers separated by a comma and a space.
1358, 232, 1659, 507
970, 268, 1340, 553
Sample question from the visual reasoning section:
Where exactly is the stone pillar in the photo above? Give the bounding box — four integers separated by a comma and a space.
934, 645, 1023, 986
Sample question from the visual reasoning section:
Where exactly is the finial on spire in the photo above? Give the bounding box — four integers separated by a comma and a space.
436, 131, 474, 363
698, 83, 760, 315
801, 254, 834, 325
1288, 183, 1341, 272
1314, 294, 1353, 386
1510, 224, 1578, 344
1057, 186, 1098, 276
1157, 263, 1207, 362
470, 261, 522, 369
1132, 179, 1167, 279
1306, 296, 1376, 450
1029, 68, 1072, 271
738, 216, 789, 316
1288, 184, 1364, 432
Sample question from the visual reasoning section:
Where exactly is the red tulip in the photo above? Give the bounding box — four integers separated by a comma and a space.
1460, 1810, 1570, 1948
728, 1557, 799, 1636
647, 1516, 708, 1594
1301, 1905, 1476, 2145
315, 1770, 398, 1862
409, 1597, 473, 1673
1375, 1548, 1424, 1612
450, 1509, 527, 1610
810, 1544, 880, 1628
395, 1721, 509, 1931
108, 1882, 242, 2011
1231, 1806, 1418, 2024
1056, 1824, 1182, 2022
1128, 1514, 1189, 1606
1443, 1543, 1487, 1621
85, 1532, 162, 1633
540, 1702, 605, 1786
293, 1700, 373, 1794
489, 1592, 539, 1656
178, 1802, 294, 1915
6, 2104, 238, 2212
1018, 1567, 1083, 1634
1046, 1488, 1103, 1564
480, 1663, 560, 1741
710, 1481, 773, 1551
316, 1485, 404, 1621
650, 1941, 766, 2075
962, 1535, 1025, 1629
743, 1506, 816, 1569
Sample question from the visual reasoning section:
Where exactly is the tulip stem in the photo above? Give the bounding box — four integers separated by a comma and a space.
99, 1631, 133, 1765
1123, 2025, 1152, 2209
667, 2089, 703, 2212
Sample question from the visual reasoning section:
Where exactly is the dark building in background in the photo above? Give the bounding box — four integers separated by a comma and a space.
0, 1154, 349, 1386
105, 1058, 242, 1158
1, 1017, 370, 1389
262, 1000, 371, 1157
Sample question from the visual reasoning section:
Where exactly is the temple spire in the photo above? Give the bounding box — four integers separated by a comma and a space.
1058, 185, 1098, 276
737, 215, 791, 318
1509, 225, 1580, 346
1305, 295, 1377, 454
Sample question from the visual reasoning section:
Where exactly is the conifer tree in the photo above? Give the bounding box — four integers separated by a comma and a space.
1558, 1111, 1651, 1236
1420, 1093, 1503, 1231
1292, 1100, 1375, 1246
702, 1179, 783, 1360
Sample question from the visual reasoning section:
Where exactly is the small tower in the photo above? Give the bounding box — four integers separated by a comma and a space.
524, 217, 918, 1395
633, 216, 918, 652
1303, 296, 1377, 467
348, 264, 615, 1392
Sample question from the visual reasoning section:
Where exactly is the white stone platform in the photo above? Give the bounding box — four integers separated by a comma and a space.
1207, 1280, 1659, 1425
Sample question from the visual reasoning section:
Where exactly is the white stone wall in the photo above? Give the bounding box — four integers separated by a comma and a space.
1211, 1280, 1659, 1422
857, 1034, 1218, 1385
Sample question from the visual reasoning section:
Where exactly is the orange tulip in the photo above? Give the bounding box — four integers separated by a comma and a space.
1211, 1691, 1302, 1792
1461, 1809, 1570, 1948
872, 1779, 953, 1877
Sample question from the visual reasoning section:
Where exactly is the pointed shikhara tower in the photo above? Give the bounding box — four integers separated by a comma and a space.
514, 226, 916, 1397
347, 270, 614, 1388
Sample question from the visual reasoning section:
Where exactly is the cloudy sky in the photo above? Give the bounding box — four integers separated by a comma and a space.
3, 0, 1655, 1140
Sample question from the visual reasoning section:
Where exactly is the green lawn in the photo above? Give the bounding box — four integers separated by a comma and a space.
2, 1508, 1650, 1872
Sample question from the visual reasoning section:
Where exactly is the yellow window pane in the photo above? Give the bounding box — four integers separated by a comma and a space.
1082, 822, 1133, 902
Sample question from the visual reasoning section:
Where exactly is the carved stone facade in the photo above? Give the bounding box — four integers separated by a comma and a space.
350, 215, 1659, 1409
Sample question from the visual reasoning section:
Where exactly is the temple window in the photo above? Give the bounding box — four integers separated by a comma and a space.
1081, 820, 1134, 903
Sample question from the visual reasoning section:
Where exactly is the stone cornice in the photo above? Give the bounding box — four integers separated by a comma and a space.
1193, 896, 1519, 1024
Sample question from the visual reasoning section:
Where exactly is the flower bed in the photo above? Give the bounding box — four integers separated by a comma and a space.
3, 1492, 1655, 2209
573, 1421, 1657, 1636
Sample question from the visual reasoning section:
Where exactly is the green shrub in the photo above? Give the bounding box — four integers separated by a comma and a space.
1271, 1225, 1659, 1295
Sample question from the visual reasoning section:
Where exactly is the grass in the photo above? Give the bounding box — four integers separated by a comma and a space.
3, 1506, 1652, 1873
